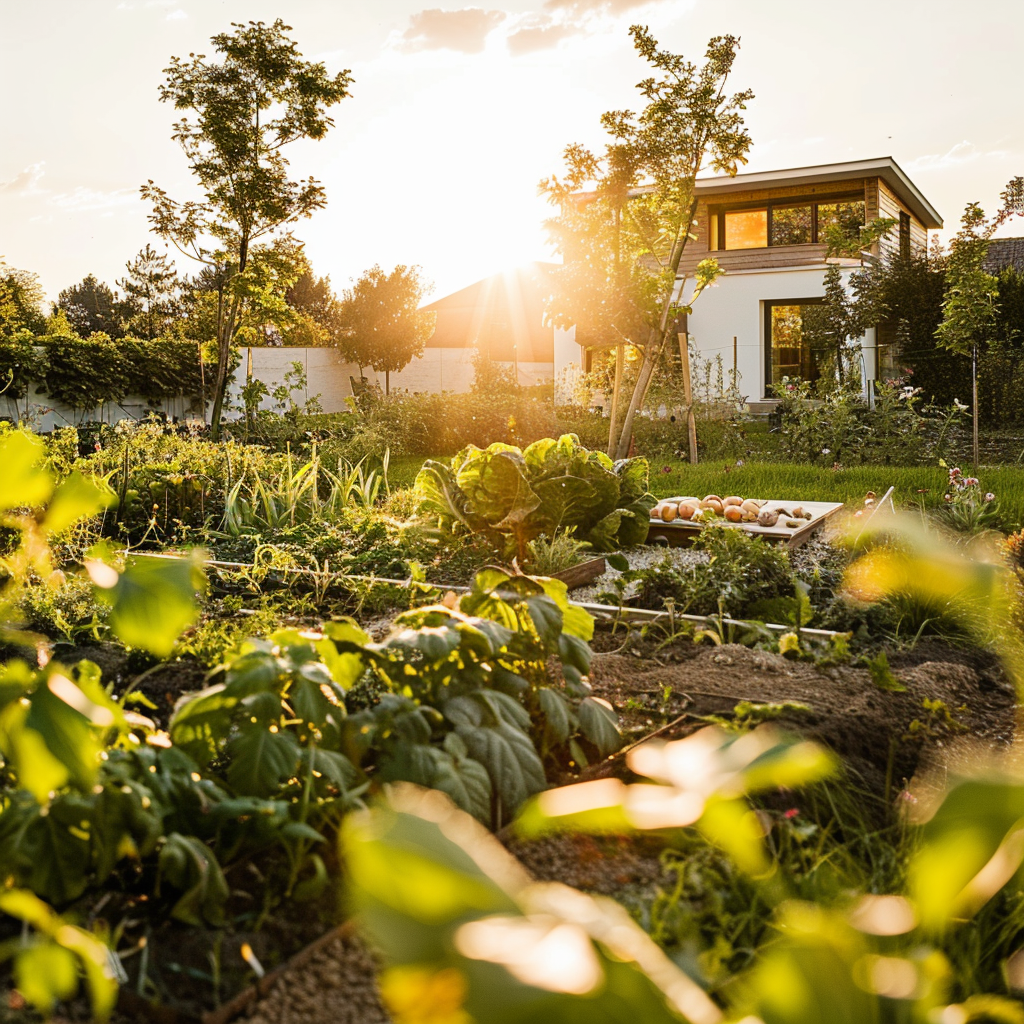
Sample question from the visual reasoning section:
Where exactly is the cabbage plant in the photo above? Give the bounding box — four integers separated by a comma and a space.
414, 434, 655, 561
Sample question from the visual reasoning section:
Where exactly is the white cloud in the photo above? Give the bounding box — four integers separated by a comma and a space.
165, 8, 187, 19
49, 186, 137, 213
0, 162, 47, 197
401, 8, 507, 54
908, 141, 1009, 171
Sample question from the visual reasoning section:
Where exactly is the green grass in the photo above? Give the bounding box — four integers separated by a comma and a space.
387, 450, 1024, 531
651, 460, 1024, 529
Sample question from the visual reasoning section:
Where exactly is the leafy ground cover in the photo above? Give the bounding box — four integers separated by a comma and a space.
3, 419, 1024, 1024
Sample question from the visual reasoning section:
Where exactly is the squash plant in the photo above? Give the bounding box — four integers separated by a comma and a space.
415, 433, 656, 560
171, 568, 621, 830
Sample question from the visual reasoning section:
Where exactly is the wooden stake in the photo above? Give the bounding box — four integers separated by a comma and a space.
678, 333, 698, 464
607, 343, 624, 458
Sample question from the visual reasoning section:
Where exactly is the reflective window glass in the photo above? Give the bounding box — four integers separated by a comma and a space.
724, 209, 767, 249
771, 205, 812, 246
817, 200, 865, 243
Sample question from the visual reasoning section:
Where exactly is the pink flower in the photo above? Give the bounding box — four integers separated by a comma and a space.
944, 494, 952, 502
986, 492, 995, 502
965, 477, 979, 487
783, 808, 800, 820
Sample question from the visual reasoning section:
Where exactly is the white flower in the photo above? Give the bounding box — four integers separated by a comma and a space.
821, 448, 831, 455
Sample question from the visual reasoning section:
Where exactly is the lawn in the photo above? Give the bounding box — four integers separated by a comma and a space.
653, 460, 1024, 526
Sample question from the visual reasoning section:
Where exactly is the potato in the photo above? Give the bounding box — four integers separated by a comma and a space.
785, 519, 801, 528
678, 501, 697, 521
724, 505, 742, 522
703, 494, 723, 504
741, 510, 758, 522
701, 497, 724, 515
723, 495, 743, 507
660, 504, 678, 522
741, 499, 762, 514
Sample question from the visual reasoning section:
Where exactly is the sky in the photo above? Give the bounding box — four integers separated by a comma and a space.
1, 0, 1023, 305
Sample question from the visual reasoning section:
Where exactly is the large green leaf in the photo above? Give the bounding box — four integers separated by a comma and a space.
24, 670, 107, 793
455, 444, 540, 530
169, 683, 239, 765
42, 472, 114, 536
616, 503, 653, 547
157, 832, 229, 926
444, 692, 545, 813
613, 457, 651, 505
911, 777, 1024, 928
226, 723, 301, 797
414, 458, 484, 533
96, 552, 206, 657
0, 431, 52, 511
577, 697, 622, 758
379, 738, 492, 824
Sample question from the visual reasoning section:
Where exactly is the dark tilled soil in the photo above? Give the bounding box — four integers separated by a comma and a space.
584, 634, 1017, 796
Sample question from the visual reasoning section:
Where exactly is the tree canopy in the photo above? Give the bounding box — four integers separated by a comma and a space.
336, 265, 435, 394
141, 18, 353, 436
56, 275, 123, 339
0, 263, 46, 338
117, 244, 181, 340
542, 27, 753, 457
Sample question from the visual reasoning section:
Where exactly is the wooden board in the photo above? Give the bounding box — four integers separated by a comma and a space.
647, 498, 844, 549
551, 556, 607, 591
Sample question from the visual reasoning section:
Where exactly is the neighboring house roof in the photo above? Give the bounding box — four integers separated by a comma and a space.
692, 156, 943, 230
421, 262, 556, 363
984, 237, 1024, 274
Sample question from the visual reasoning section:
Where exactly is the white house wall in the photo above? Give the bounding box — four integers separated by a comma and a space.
683, 265, 868, 402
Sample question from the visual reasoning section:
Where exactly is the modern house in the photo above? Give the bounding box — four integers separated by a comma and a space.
562, 157, 943, 409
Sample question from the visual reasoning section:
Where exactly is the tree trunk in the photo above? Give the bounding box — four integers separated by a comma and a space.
972, 342, 979, 473
612, 198, 699, 460
385, 369, 390, 396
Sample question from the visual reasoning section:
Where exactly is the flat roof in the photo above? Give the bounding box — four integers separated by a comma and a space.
693, 156, 942, 229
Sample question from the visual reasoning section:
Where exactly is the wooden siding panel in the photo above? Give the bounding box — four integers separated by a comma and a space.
679, 244, 834, 275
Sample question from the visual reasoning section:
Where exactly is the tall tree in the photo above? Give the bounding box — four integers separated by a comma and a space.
0, 263, 46, 337
336, 265, 434, 394
117, 244, 181, 340
56, 275, 123, 337
936, 179, 1024, 467
542, 27, 753, 458
141, 19, 352, 437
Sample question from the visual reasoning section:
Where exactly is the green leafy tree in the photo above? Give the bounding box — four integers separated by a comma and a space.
936, 179, 1024, 465
0, 262, 46, 337
542, 27, 753, 459
117, 243, 181, 340
141, 19, 353, 436
56, 274, 123, 338
336, 264, 435, 394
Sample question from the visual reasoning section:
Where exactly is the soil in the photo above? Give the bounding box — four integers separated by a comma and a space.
584, 632, 1017, 797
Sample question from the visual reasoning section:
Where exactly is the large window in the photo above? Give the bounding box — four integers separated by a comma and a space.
712, 194, 866, 251
764, 299, 824, 394
724, 208, 768, 249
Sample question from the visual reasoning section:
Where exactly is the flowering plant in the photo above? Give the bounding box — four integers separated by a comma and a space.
936, 464, 1002, 533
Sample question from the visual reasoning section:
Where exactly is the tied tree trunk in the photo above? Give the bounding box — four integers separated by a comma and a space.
385, 368, 390, 396
612, 198, 698, 460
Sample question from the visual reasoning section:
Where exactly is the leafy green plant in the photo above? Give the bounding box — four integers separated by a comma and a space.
415, 433, 655, 561
0, 889, 117, 1021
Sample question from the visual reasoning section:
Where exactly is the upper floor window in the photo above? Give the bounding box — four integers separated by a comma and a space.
711, 194, 866, 251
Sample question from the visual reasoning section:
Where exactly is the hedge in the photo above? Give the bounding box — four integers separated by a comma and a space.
0, 334, 206, 410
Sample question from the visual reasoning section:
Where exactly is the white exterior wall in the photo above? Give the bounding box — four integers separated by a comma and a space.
683, 265, 868, 402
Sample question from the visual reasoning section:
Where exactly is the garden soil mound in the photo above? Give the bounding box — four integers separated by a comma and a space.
585, 636, 1017, 795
